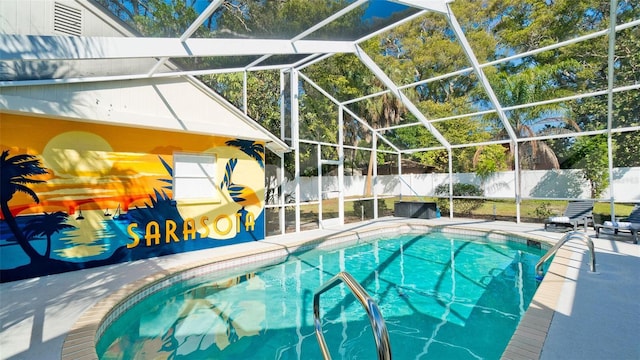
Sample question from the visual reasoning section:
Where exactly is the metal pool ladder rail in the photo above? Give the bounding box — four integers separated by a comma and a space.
536, 231, 596, 277
313, 271, 392, 360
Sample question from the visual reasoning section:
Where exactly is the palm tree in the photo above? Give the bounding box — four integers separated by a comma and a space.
361, 86, 406, 195
0, 150, 49, 263
23, 211, 75, 258
484, 63, 581, 171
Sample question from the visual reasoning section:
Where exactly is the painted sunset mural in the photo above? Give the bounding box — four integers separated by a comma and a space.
0, 114, 266, 282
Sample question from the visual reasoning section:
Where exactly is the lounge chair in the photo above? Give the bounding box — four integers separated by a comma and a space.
594, 205, 640, 244
544, 200, 594, 231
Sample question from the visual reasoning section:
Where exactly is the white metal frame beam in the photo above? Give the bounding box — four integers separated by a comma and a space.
0, 35, 357, 61
354, 45, 451, 150
2, 0, 637, 229
292, 0, 369, 41
239, 0, 368, 73
392, 0, 453, 14
148, 0, 225, 76
443, 5, 517, 141
442, 2, 522, 220
345, 19, 640, 123
297, 72, 403, 153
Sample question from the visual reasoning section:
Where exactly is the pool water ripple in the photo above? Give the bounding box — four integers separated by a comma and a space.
97, 231, 545, 360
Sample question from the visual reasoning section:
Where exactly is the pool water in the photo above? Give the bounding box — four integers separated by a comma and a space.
97, 232, 545, 359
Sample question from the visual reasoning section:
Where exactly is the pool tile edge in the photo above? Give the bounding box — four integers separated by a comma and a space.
62, 220, 561, 360
501, 244, 574, 360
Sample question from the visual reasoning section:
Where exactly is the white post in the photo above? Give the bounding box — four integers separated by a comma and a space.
448, 149, 453, 218
290, 69, 301, 232
338, 106, 345, 225
398, 153, 403, 200
607, 0, 618, 221
243, 70, 248, 115
373, 132, 379, 219
317, 142, 323, 226
514, 141, 521, 223
279, 70, 286, 235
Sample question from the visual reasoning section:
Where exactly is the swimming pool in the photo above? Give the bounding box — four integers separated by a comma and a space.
96, 230, 546, 359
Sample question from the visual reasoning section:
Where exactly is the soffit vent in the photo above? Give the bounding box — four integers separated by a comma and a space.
54, 2, 82, 36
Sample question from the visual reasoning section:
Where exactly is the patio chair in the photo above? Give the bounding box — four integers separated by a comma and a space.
544, 200, 594, 231
594, 205, 640, 244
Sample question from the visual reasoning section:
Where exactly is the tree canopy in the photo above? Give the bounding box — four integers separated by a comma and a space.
100, 0, 639, 176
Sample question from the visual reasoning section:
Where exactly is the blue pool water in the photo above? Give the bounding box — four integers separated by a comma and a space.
97, 232, 545, 359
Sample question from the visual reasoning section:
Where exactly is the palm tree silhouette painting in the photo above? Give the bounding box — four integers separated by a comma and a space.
220, 158, 260, 209
222, 140, 264, 239
219, 157, 260, 239
0, 150, 49, 264
23, 211, 75, 259
1, 142, 267, 281
1, 150, 119, 282
125, 156, 207, 256
225, 139, 264, 168
157, 155, 174, 191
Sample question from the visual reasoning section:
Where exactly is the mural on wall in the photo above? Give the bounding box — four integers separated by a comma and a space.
0, 114, 266, 282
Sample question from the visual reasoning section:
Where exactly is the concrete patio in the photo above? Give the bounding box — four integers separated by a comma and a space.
1, 218, 638, 360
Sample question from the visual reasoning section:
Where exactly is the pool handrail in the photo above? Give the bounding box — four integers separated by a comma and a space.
313, 271, 392, 360
536, 231, 596, 275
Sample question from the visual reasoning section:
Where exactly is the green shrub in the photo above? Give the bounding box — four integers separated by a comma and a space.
531, 201, 554, 219
435, 183, 484, 215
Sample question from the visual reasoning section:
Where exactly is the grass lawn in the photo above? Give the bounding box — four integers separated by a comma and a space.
267, 197, 636, 235
297, 197, 637, 223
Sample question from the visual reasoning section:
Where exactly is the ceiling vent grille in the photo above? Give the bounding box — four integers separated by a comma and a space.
54, 2, 82, 36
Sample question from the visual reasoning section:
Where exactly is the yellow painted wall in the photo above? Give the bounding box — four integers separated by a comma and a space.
0, 113, 266, 281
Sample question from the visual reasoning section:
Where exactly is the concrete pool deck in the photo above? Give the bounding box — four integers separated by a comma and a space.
1, 218, 638, 360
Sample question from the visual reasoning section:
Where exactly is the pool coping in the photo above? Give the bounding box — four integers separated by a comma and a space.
500, 244, 570, 359
61, 222, 559, 360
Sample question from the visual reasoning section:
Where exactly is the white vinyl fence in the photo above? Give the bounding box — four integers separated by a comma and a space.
276, 167, 640, 203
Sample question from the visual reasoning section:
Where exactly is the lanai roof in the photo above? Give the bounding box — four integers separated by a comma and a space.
1, 0, 638, 156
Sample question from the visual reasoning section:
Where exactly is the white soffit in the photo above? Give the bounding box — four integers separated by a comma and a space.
0, 77, 290, 154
